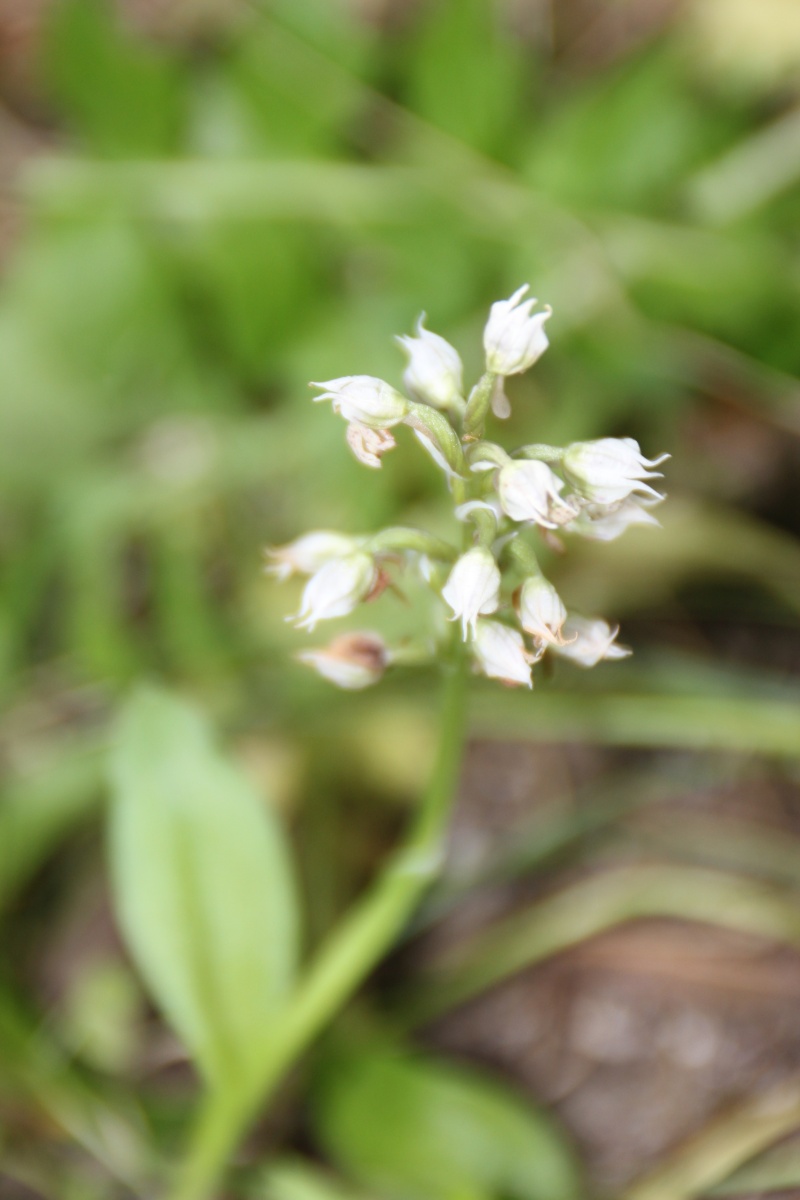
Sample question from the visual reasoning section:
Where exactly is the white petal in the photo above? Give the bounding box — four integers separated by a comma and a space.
551, 616, 631, 668
292, 553, 377, 631
265, 531, 360, 579
442, 547, 500, 638
471, 619, 533, 687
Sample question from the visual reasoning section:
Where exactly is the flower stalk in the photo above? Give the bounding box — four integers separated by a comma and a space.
171, 282, 669, 1198
170, 646, 468, 1200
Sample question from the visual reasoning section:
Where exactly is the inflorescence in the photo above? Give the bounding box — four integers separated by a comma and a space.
267, 286, 668, 690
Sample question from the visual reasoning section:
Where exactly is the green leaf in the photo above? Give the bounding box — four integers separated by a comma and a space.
0, 735, 104, 914
108, 686, 299, 1086
45, 0, 184, 157
313, 1047, 581, 1200
406, 0, 524, 156
259, 1159, 368, 1200
708, 1130, 800, 1195
525, 48, 724, 212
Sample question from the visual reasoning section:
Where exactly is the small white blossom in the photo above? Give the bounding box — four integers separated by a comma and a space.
297, 631, 388, 689
265, 531, 361, 581
442, 547, 501, 638
472, 619, 534, 688
311, 376, 409, 429
346, 421, 396, 469
483, 285, 552, 376
292, 552, 377, 631
567, 497, 662, 542
271, 290, 662, 694
551, 616, 631, 668
497, 460, 580, 528
396, 315, 463, 410
518, 576, 567, 646
563, 438, 669, 506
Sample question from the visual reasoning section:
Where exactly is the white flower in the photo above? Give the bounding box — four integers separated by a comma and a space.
518, 576, 567, 646
562, 438, 669, 505
567, 496, 662, 542
396, 315, 463, 410
297, 631, 388, 689
442, 547, 501, 638
551, 616, 631, 668
497, 460, 580, 528
292, 552, 377, 631
483, 285, 552, 376
346, 421, 396, 469
472, 620, 534, 688
311, 376, 409, 429
265, 531, 361, 581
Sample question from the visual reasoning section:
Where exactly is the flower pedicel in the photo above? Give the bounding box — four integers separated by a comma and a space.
270, 286, 668, 687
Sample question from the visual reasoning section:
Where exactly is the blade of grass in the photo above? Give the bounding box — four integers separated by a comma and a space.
470, 690, 800, 759
401, 864, 800, 1028
621, 1079, 800, 1200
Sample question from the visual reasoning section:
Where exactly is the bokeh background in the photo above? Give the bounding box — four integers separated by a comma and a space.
4, 0, 800, 1197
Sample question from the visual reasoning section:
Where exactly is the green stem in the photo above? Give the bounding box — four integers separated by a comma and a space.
506, 536, 541, 576
515, 443, 564, 463
463, 372, 497, 441
169, 651, 468, 1200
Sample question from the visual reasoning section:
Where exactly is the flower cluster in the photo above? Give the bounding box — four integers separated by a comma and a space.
268, 286, 667, 689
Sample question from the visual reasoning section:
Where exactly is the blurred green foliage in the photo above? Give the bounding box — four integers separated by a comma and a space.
313, 1046, 581, 1200
3, 0, 800, 1195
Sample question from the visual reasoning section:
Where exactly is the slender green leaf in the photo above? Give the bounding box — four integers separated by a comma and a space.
0, 736, 105, 913
403, 866, 800, 1028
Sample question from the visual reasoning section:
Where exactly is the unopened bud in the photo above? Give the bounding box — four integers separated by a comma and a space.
483, 285, 551, 377
472, 619, 535, 688
518, 575, 567, 646
292, 552, 377, 631
297, 631, 388, 689
442, 547, 501, 638
396, 315, 464, 411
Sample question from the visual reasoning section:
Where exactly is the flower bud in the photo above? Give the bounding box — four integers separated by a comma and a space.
472, 619, 534, 688
483, 285, 552, 376
562, 438, 669, 506
497, 460, 580, 528
292, 552, 378, 631
551, 616, 631, 668
518, 575, 567, 646
297, 631, 388, 689
567, 497, 662, 542
396, 315, 464, 410
311, 376, 409, 429
442, 547, 501, 638
265, 531, 361, 581
346, 421, 396, 469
